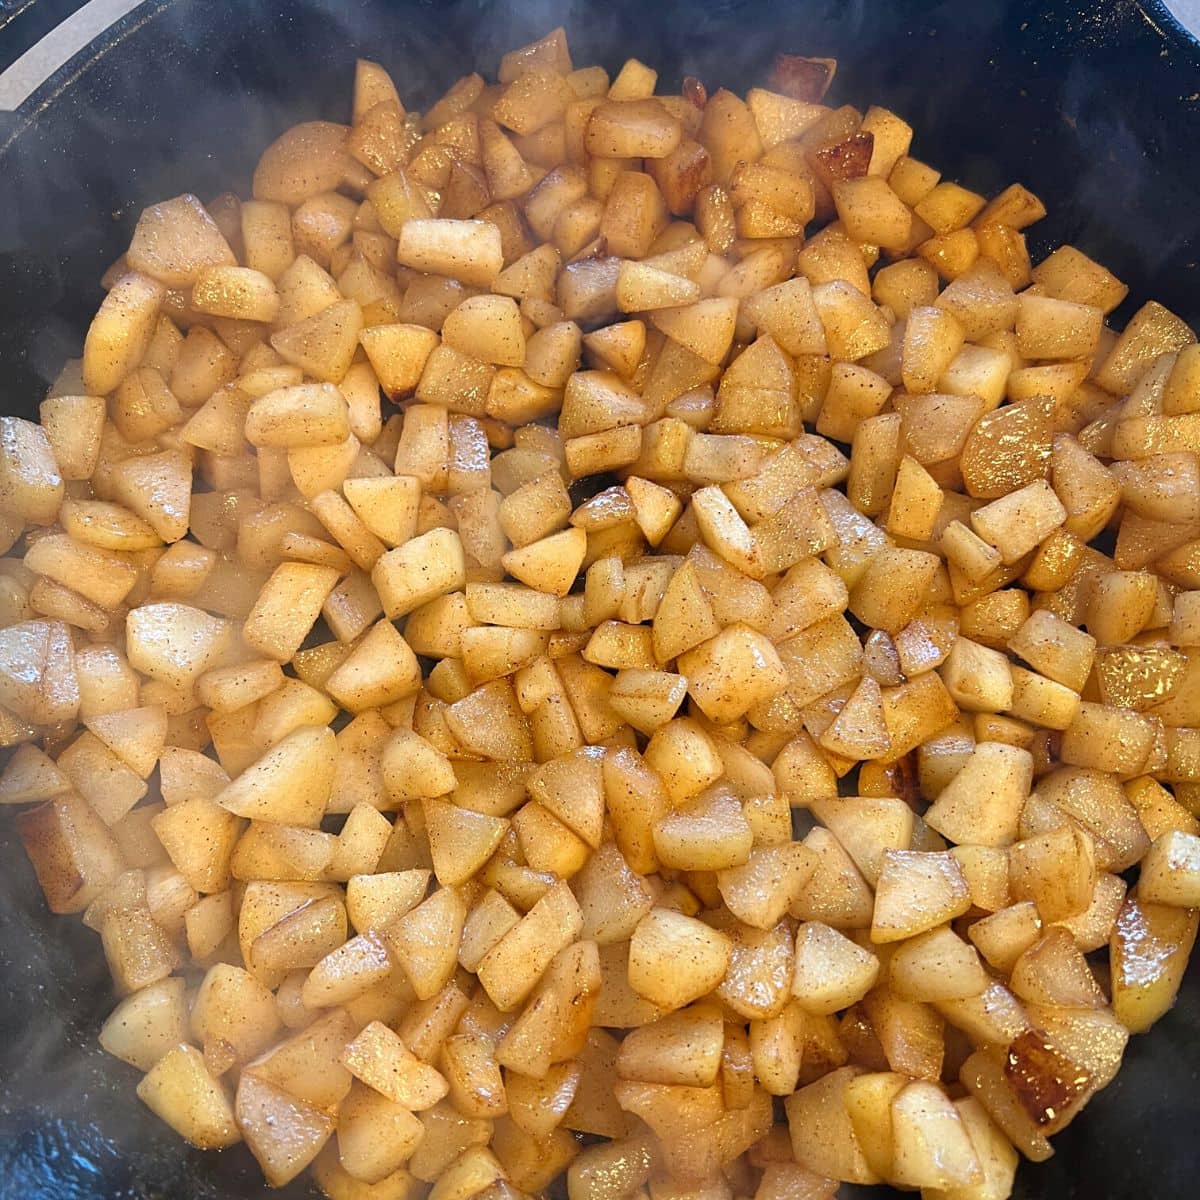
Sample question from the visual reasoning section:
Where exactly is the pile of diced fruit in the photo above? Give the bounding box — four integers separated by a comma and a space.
1, 25, 1199, 1200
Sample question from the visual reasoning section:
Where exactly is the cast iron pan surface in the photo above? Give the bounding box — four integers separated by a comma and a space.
1, 1, 1198, 1196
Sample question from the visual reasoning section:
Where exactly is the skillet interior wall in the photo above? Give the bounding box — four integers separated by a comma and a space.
0, 0, 1198, 1197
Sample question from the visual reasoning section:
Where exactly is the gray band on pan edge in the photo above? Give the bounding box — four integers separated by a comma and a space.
0, 0, 151, 112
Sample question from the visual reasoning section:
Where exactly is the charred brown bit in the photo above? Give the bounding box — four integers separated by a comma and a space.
682, 75, 707, 108
877, 755, 921, 807
769, 53, 838, 101
808, 131, 874, 189
1005, 1029, 1092, 1127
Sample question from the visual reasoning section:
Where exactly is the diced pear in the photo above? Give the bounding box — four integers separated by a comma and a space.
271, 299, 362, 383
38, 395, 105, 482
717, 843, 819, 930
136, 1044, 240, 1149
627, 908, 731, 1011
381, 728, 457, 803
343, 475, 421, 547
843, 1071, 908, 1182
336, 1081, 425, 1184
83, 705, 167, 778
215, 725, 336, 827
810, 796, 914, 887
359, 323, 441, 398
373, 529, 467, 618
245, 383, 351, 448
502, 527, 587, 597
477, 880, 583, 1011
890, 1081, 983, 1190
0, 743, 71, 805
425, 798, 510, 888
872, 850, 972, 943
326, 620, 421, 713
99, 976, 190, 1071
615, 1004, 723, 1087
0, 417, 64, 524
191, 962, 281, 1067
386, 884, 466, 999
246, 1007, 356, 1111
82, 272, 165, 395
791, 921, 880, 1015
126, 603, 231, 689
127, 193, 236, 286
889, 926, 988, 1002
0, 619, 79, 725
785, 1066, 879, 1184
236, 1072, 334, 1187
1138, 831, 1200, 907
341, 1019, 449, 1109
924, 742, 1033, 848
1110, 893, 1199, 1033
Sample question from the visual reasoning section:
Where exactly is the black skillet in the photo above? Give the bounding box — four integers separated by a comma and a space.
0, 1, 1198, 1196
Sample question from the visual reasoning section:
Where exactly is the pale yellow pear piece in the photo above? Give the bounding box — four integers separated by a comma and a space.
784, 1066, 880, 1185
890, 927, 988, 1002
235, 1072, 334, 1188
135, 1044, 239, 1150
325, 619, 421, 712
358, 323, 441, 398
890, 1081, 983, 1191
843, 1071, 908, 1182
923, 741, 1033, 848
0, 743, 71, 804
625, 476, 681, 547
527, 747, 606, 848
717, 842, 818, 930
811, 796, 915, 887
270, 298, 362, 383
215, 726, 336, 828
380, 728, 456, 804
872, 849, 972, 943
0, 416, 65, 523
127, 193, 236, 287
742, 275, 827, 355
245, 383, 350, 448
501, 527, 586, 597
126, 604, 231, 690
615, 1004, 723, 1087
342, 1019, 450, 1109
345, 869, 430, 935
608, 669, 688, 735
424, 798, 510, 887
386, 884, 466, 999
583, 320, 646, 378
627, 908, 731, 1011
793, 826, 875, 929
791, 921, 881, 1016
616, 261, 701, 312
83, 705, 168, 778
493, 244, 561, 303
650, 297, 738, 364
247, 1008, 356, 1111
651, 558, 719, 662
83, 272, 165, 395
111, 449, 192, 542
818, 676, 892, 761
342, 475, 420, 546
